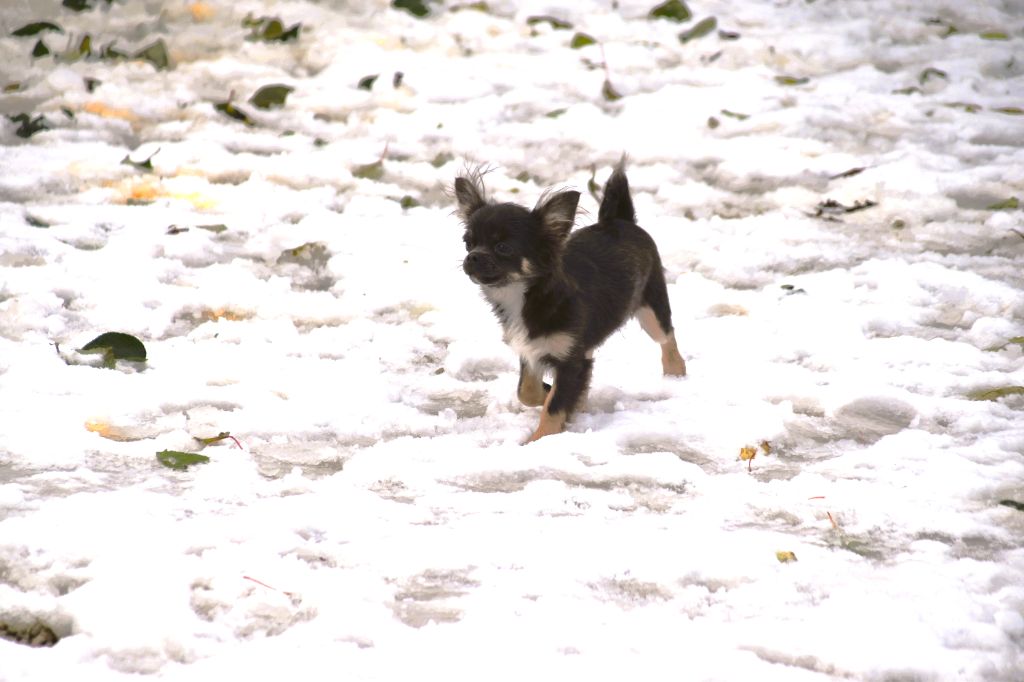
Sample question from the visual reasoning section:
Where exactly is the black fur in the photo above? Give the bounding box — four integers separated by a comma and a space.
455, 160, 682, 440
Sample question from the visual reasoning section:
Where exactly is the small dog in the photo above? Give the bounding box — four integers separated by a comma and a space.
455, 160, 686, 442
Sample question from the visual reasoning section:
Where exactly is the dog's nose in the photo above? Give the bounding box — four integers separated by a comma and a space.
465, 251, 486, 269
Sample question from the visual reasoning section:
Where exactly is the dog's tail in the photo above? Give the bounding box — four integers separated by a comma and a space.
598, 156, 635, 225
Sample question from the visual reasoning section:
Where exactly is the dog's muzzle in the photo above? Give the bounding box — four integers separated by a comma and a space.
463, 250, 503, 285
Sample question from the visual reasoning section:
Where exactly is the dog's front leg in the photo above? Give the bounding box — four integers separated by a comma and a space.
526, 358, 593, 442
517, 359, 550, 407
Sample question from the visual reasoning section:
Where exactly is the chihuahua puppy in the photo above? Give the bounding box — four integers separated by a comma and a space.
455, 160, 686, 442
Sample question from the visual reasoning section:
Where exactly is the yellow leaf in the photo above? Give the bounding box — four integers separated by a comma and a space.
189, 2, 215, 21
84, 101, 137, 121
739, 446, 757, 461
776, 551, 798, 563
759, 440, 772, 455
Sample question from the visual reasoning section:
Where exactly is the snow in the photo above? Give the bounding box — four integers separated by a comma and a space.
1, 0, 1023, 679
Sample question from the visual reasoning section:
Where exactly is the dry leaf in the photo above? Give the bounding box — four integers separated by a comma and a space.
776, 551, 798, 563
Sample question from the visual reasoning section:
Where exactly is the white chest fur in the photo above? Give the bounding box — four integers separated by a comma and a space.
482, 282, 574, 370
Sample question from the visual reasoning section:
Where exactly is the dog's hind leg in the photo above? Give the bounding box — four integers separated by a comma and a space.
526, 358, 592, 442
638, 269, 686, 376
517, 358, 550, 407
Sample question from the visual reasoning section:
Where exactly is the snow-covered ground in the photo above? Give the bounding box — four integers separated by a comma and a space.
1, 0, 1023, 679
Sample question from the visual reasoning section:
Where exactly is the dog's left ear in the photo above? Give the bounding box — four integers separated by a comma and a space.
534, 190, 580, 240
454, 176, 487, 221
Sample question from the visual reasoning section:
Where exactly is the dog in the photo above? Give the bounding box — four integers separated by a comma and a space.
454, 160, 686, 442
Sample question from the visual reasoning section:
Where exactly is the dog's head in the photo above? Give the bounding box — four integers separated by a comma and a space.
454, 171, 580, 288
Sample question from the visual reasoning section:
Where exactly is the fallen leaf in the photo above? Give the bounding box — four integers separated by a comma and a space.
649, 0, 691, 22
12, 21, 64, 37
392, 0, 431, 17
353, 159, 384, 180
214, 101, 255, 126
720, 109, 749, 120
571, 32, 596, 49
78, 332, 147, 362
249, 84, 294, 110
967, 386, 1024, 401
135, 39, 170, 70
189, 2, 215, 21
601, 79, 622, 102
85, 101, 137, 121
918, 67, 948, 85
157, 450, 211, 471
987, 197, 1019, 210
776, 551, 798, 563
527, 15, 573, 30
678, 16, 717, 43
775, 75, 810, 86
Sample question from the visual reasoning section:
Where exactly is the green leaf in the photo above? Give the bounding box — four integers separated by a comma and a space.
135, 39, 170, 70
399, 195, 420, 209
197, 223, 228, 234
527, 15, 573, 31
992, 106, 1024, 116
246, 16, 302, 42
215, 101, 255, 126
830, 167, 866, 180
944, 101, 981, 113
775, 75, 810, 86
249, 84, 294, 110
718, 30, 740, 40
63, 0, 92, 11
649, 0, 691, 22
392, 0, 431, 17
430, 151, 454, 167
12, 22, 64, 37
545, 108, 568, 118
353, 159, 384, 180
8, 113, 50, 138
195, 432, 231, 445
32, 39, 50, 58
570, 32, 596, 49
100, 42, 128, 60
980, 31, 1009, 40
720, 109, 749, 120
121, 147, 159, 171
78, 332, 148, 362
987, 197, 1019, 210
967, 386, 1024, 401
1000, 499, 1024, 512
678, 16, 717, 43
157, 450, 211, 471
918, 67, 948, 85
357, 74, 379, 90
601, 79, 622, 102
893, 86, 922, 95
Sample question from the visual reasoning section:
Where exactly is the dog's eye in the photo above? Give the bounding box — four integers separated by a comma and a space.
494, 241, 514, 257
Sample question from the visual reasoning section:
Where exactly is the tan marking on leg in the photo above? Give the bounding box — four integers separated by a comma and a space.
637, 306, 669, 344
661, 331, 686, 376
518, 367, 548, 407
525, 385, 566, 442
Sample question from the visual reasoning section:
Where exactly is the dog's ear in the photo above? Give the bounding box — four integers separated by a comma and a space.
454, 176, 487, 221
534, 190, 580, 240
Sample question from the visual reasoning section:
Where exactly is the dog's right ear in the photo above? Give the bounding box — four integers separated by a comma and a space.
454, 176, 487, 221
